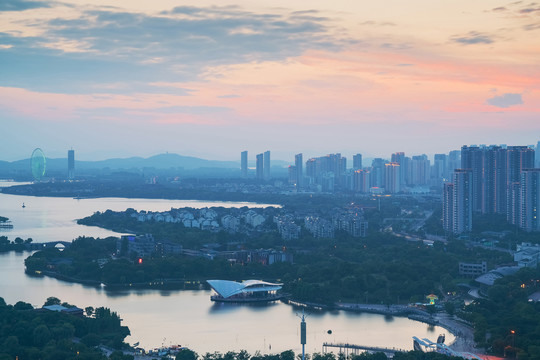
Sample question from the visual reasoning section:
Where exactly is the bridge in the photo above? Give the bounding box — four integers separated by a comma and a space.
322, 342, 407, 356
43, 241, 72, 249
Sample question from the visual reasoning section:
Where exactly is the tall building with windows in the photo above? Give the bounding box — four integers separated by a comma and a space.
353, 154, 362, 170
241, 151, 248, 178
410, 155, 430, 186
67, 149, 75, 180
263, 150, 271, 180
443, 169, 473, 234
481, 145, 507, 214
519, 169, 540, 232
353, 169, 370, 193
384, 162, 401, 194
461, 145, 484, 212
433, 153, 448, 180
295, 153, 303, 187
256, 153, 264, 180
391, 152, 408, 185
447, 150, 461, 176
536, 141, 540, 168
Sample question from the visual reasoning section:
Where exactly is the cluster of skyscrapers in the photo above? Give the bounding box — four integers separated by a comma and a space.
241, 141, 540, 235
241, 150, 271, 180
443, 145, 540, 234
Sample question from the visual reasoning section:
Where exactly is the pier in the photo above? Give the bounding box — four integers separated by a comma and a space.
322, 342, 407, 356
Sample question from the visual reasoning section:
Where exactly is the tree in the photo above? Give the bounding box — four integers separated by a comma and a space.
14, 237, 23, 244
13, 301, 33, 310
280, 350, 295, 360
44, 297, 61, 306
33, 325, 52, 347
85, 306, 94, 317
177, 348, 199, 360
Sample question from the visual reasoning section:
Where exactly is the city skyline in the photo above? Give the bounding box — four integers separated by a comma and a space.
2, 1, 540, 161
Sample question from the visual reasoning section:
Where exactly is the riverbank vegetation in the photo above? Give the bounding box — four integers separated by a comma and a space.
25, 232, 511, 306
177, 349, 463, 360
0, 297, 132, 360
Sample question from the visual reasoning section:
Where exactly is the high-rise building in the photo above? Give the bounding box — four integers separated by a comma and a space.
241, 151, 248, 178
353, 154, 362, 170
295, 153, 303, 187
391, 152, 407, 185
443, 182, 454, 233
410, 155, 430, 186
384, 162, 401, 194
433, 154, 448, 180
263, 150, 271, 180
536, 141, 540, 168
519, 169, 540, 232
256, 153, 264, 180
443, 169, 473, 234
353, 170, 370, 193
370, 158, 386, 188
461, 145, 484, 212
481, 145, 506, 214
67, 149, 75, 180
507, 146, 535, 184
288, 165, 297, 185
447, 150, 461, 176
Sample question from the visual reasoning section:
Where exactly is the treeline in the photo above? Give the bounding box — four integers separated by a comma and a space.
0, 235, 34, 252
174, 349, 462, 360
25, 234, 511, 306
0, 297, 131, 360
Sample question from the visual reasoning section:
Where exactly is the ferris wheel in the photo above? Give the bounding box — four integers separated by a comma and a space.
31, 148, 46, 181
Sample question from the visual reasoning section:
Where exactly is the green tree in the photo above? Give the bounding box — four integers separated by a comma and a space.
176, 348, 199, 360
44, 297, 61, 306
33, 324, 52, 347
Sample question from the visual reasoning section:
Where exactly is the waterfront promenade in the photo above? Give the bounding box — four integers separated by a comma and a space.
335, 303, 480, 354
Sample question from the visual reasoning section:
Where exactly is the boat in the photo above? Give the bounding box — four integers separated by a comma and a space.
22, 203, 26, 208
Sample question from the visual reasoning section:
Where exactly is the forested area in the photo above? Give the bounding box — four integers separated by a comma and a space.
0, 297, 131, 360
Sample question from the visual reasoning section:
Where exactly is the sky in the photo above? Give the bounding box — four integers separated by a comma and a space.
1, 0, 539, 162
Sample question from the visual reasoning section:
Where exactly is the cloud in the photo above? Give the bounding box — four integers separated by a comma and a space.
524, 22, 540, 30
486, 93, 523, 108
1, 5, 345, 94
0, 0, 49, 11
218, 94, 241, 98
451, 31, 494, 45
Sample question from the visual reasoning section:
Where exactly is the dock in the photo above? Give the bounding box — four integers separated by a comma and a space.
322, 342, 407, 356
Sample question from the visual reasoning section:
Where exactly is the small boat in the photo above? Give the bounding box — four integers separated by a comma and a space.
22, 203, 26, 208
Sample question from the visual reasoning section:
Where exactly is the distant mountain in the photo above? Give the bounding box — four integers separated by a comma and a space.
0, 153, 240, 172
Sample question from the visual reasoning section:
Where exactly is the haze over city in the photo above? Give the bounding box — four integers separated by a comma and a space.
2, 0, 540, 161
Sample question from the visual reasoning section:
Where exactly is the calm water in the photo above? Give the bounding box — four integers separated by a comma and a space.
0, 181, 275, 243
0, 183, 454, 354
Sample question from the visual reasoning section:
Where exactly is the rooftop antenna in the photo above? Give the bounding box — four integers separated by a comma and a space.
296, 309, 308, 360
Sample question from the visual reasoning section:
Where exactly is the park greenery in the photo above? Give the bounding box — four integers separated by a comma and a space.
0, 296, 132, 360
0, 235, 34, 252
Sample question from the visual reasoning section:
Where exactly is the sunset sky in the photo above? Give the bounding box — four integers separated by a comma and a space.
1, 0, 539, 162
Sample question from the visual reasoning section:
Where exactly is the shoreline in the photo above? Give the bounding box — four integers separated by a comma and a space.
26, 269, 484, 356
290, 300, 481, 355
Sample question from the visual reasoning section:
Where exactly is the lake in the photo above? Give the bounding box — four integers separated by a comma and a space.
0, 183, 454, 354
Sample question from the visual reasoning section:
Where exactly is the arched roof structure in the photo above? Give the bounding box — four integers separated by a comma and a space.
207, 279, 282, 299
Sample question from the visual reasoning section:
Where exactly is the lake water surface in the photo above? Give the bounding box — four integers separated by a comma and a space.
0, 182, 453, 354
